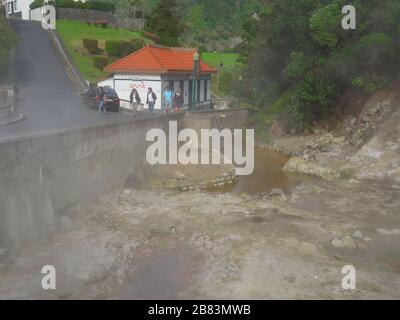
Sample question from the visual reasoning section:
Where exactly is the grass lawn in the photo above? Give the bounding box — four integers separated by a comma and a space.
201, 53, 240, 69
57, 20, 147, 83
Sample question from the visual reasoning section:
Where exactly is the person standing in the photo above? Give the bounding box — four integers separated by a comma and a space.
163, 85, 174, 113
174, 88, 184, 112
146, 87, 157, 114
130, 88, 141, 117
96, 86, 106, 114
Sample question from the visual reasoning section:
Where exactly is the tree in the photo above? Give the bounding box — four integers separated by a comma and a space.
242, 0, 400, 129
145, 0, 182, 46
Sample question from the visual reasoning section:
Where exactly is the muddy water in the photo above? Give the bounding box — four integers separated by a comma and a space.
223, 147, 316, 194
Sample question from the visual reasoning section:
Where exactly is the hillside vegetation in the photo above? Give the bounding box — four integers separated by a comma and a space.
240, 0, 400, 134
57, 20, 146, 82
0, 13, 18, 80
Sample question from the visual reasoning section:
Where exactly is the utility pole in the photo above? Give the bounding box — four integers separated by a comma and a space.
238, 75, 243, 109
192, 52, 199, 111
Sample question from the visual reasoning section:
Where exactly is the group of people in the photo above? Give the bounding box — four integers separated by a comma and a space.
129, 85, 184, 116
162, 85, 184, 113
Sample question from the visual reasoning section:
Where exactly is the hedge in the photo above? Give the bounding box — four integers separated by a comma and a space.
93, 56, 109, 70
30, 0, 115, 12
105, 39, 143, 58
83, 39, 99, 54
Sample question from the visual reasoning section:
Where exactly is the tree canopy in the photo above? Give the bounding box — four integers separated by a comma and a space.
240, 0, 400, 129
145, 0, 182, 46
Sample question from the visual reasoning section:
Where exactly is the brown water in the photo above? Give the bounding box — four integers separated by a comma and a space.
224, 147, 316, 194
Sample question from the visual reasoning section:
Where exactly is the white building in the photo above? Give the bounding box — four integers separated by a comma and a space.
5, 0, 34, 20
100, 45, 217, 111
5, 0, 86, 20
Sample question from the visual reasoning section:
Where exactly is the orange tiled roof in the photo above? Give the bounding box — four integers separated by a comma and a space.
104, 45, 217, 74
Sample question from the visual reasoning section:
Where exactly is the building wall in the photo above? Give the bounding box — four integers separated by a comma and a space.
99, 73, 213, 111
7, 0, 34, 20
98, 74, 162, 111
29, 6, 41, 21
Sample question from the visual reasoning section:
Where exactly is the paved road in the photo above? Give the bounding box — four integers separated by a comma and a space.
0, 20, 136, 143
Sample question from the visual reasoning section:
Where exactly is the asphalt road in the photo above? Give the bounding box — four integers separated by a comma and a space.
0, 20, 136, 143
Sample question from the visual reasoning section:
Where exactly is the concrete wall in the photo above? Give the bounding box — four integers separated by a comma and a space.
29, 6, 41, 22
56, 8, 113, 22
184, 109, 250, 135
55, 8, 145, 30
0, 113, 185, 250
0, 110, 249, 251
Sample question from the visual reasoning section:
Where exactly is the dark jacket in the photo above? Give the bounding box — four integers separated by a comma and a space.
174, 92, 184, 107
97, 87, 105, 100
130, 90, 141, 104
146, 92, 157, 104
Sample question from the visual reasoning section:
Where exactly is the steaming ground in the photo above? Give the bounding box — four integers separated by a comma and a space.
0, 20, 137, 142
0, 179, 399, 299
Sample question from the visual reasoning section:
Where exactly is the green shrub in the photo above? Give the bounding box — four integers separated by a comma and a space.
105, 40, 143, 58
83, 39, 99, 54
93, 56, 109, 70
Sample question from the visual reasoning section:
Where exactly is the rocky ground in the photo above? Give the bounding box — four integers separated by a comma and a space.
0, 179, 399, 299
0, 85, 399, 300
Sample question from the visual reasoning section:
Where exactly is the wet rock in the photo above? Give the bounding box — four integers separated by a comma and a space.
331, 236, 356, 249
175, 171, 186, 181
269, 188, 284, 196
331, 238, 344, 248
320, 144, 337, 153
390, 229, 400, 235
342, 235, 357, 249
352, 230, 363, 239
283, 157, 338, 181
376, 228, 392, 236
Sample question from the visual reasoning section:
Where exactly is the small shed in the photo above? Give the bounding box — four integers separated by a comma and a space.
99, 45, 217, 111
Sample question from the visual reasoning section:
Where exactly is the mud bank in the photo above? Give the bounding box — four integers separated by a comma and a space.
1, 178, 399, 299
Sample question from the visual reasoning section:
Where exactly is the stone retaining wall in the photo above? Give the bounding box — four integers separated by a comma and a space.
0, 109, 249, 250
